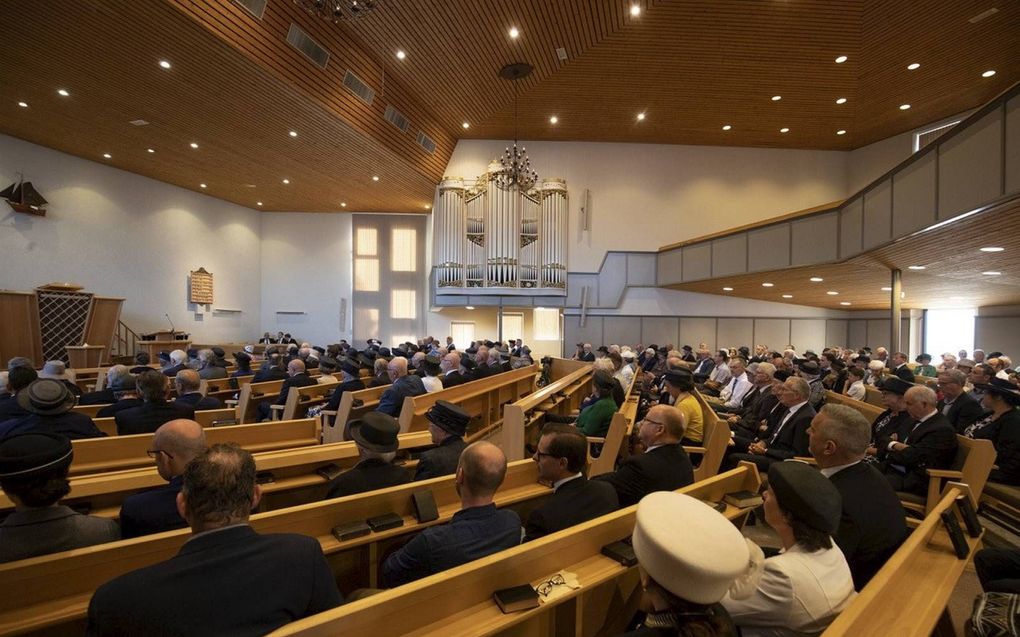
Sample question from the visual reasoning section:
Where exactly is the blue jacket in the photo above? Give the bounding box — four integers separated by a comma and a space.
119, 475, 187, 538
376, 375, 426, 416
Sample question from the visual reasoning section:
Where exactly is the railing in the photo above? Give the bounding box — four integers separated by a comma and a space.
111, 320, 140, 360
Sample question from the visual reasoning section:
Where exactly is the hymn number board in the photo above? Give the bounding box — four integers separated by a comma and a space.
189, 268, 214, 305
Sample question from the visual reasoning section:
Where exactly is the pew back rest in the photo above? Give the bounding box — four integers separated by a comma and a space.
236, 378, 287, 423
321, 384, 392, 443
686, 390, 728, 482
823, 390, 884, 425
496, 366, 594, 462
91, 407, 238, 437
863, 385, 885, 407
281, 380, 339, 421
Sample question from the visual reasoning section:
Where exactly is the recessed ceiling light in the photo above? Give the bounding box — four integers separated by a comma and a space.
57, 89, 69, 97
827, 291, 839, 295
771, 95, 782, 101
158, 60, 171, 69
809, 277, 824, 282
630, 4, 641, 17
722, 124, 731, 131
372, 175, 379, 182
907, 63, 920, 70
396, 50, 406, 60
200, 183, 207, 189
190, 142, 199, 149
549, 116, 558, 124
899, 104, 911, 110
289, 130, 297, 137
462, 121, 470, 129
509, 27, 520, 39
424, 204, 431, 210
907, 265, 926, 270
840, 301, 852, 306
340, 202, 347, 208
102, 153, 112, 159
881, 286, 892, 291
722, 287, 734, 292
466, 306, 475, 310
982, 271, 1002, 276
256, 201, 263, 206
835, 55, 848, 64
780, 127, 790, 133
782, 294, 793, 299
282, 179, 290, 184
980, 246, 1004, 252
637, 112, 646, 121
17, 101, 28, 108
146, 148, 155, 153
982, 70, 996, 78
761, 282, 774, 287
836, 97, 847, 104
837, 130, 847, 135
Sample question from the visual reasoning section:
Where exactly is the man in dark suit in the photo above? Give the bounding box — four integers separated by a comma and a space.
881, 384, 959, 495
323, 358, 366, 413
414, 401, 470, 481
0, 379, 107, 440
937, 369, 986, 432
257, 359, 317, 422
524, 425, 618, 541
326, 411, 410, 499
376, 357, 426, 417
161, 349, 188, 377
382, 441, 521, 587
78, 365, 133, 405
440, 352, 467, 387
115, 371, 195, 436
594, 404, 694, 507
726, 376, 816, 472
252, 354, 288, 383
0, 366, 37, 424
119, 419, 206, 538
172, 370, 224, 411
890, 352, 916, 383
809, 404, 908, 590
86, 443, 342, 635
96, 377, 143, 418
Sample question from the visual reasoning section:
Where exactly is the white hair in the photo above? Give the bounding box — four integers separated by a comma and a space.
170, 349, 187, 364
868, 360, 885, 372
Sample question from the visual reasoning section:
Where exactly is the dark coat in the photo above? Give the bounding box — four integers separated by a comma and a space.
86, 525, 342, 636
271, 373, 317, 405
0, 394, 29, 424
524, 476, 619, 542
893, 364, 916, 383
252, 366, 288, 383
115, 402, 196, 436
938, 392, 986, 433
0, 505, 120, 563
882, 412, 958, 493
97, 399, 144, 418
969, 409, 1020, 485
174, 393, 224, 411
828, 462, 909, 590
324, 379, 367, 412
118, 475, 187, 538
761, 402, 816, 460
414, 436, 467, 481
594, 444, 695, 507
0, 411, 107, 440
325, 458, 410, 499
370, 374, 390, 388
442, 371, 468, 387
162, 364, 186, 377
376, 375, 426, 417
78, 388, 116, 405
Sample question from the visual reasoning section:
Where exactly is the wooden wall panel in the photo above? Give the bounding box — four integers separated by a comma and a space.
753, 319, 790, 351
717, 318, 753, 350
679, 318, 717, 352
83, 297, 124, 364
0, 291, 43, 365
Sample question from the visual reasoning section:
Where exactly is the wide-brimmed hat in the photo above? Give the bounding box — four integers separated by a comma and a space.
916, 353, 932, 363
340, 358, 361, 376
0, 433, 73, 481
797, 360, 820, 376
349, 411, 400, 453
38, 360, 73, 381
17, 379, 76, 415
425, 400, 470, 437
976, 378, 1020, 406
879, 376, 914, 396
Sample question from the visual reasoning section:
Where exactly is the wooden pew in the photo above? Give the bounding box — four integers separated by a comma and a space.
66, 418, 321, 476
586, 373, 640, 477
685, 390, 729, 482
268, 463, 764, 637
823, 390, 884, 424
822, 484, 982, 637
198, 376, 253, 402
915, 375, 939, 388
320, 384, 391, 444
980, 481, 1020, 536
547, 356, 593, 382
71, 403, 110, 418
91, 408, 238, 436
235, 378, 287, 423
863, 385, 885, 407
0, 457, 551, 637
897, 435, 995, 515
499, 366, 595, 462
0, 431, 436, 520
277, 379, 340, 421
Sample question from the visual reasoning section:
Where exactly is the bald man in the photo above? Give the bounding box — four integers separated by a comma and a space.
440, 351, 467, 387
119, 419, 208, 538
375, 357, 426, 417
381, 442, 521, 587
257, 359, 316, 421
173, 369, 224, 411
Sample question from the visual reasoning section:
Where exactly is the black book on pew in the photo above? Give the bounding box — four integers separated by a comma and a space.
332, 520, 372, 542
723, 490, 763, 508
367, 512, 404, 532
493, 585, 540, 613
315, 463, 343, 481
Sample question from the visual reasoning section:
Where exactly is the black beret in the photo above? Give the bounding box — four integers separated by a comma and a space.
211, 346, 225, 358
879, 376, 914, 396
340, 358, 361, 376
313, 346, 326, 355
233, 351, 252, 364
484, 340, 495, 348
682, 345, 693, 351
0, 433, 73, 480
424, 354, 441, 366
663, 368, 694, 386
357, 353, 375, 369
393, 347, 409, 359
768, 461, 841, 535
158, 351, 171, 363
465, 347, 478, 355
426, 400, 471, 437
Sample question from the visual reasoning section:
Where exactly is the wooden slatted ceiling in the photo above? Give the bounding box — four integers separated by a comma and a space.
0, 1, 436, 212
665, 197, 1020, 311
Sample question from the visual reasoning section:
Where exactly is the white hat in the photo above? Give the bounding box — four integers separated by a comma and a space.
38, 360, 74, 381
633, 492, 763, 604
244, 344, 255, 354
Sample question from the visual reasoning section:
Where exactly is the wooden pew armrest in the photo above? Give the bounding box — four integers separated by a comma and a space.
586, 437, 606, 444
683, 446, 707, 455
926, 469, 963, 479
793, 456, 818, 466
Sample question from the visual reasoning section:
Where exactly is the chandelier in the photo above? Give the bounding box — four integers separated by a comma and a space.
493, 63, 538, 192
294, 0, 378, 22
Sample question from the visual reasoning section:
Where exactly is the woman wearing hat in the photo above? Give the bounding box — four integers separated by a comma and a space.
623, 492, 762, 636
575, 370, 619, 438
914, 354, 937, 378
965, 378, 1020, 485
722, 461, 855, 636
863, 377, 914, 465
38, 360, 81, 397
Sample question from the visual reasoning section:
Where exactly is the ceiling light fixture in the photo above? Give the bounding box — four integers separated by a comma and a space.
630, 4, 641, 17
340, 202, 347, 207
982, 70, 996, 78
549, 115, 558, 124
102, 153, 112, 159
907, 265, 926, 270
827, 291, 839, 295
424, 204, 431, 210
200, 183, 207, 189
396, 50, 406, 60
159, 60, 172, 69
289, 130, 298, 137
637, 112, 646, 121
17, 101, 28, 108
840, 301, 852, 306
509, 27, 520, 39
494, 63, 539, 191
722, 287, 734, 292
761, 282, 774, 287
462, 121, 470, 129
982, 271, 1002, 276
190, 142, 199, 149
899, 104, 911, 110
837, 130, 846, 135
881, 286, 892, 291
147, 148, 155, 153
835, 55, 848, 63
836, 97, 847, 104
722, 124, 731, 130
282, 179, 290, 184
782, 294, 793, 299
809, 277, 824, 282
57, 89, 69, 97
257, 201, 263, 206
294, 0, 378, 22
372, 175, 379, 181
771, 95, 782, 101
780, 127, 790, 133
907, 63, 920, 70
980, 246, 1004, 252
466, 306, 475, 310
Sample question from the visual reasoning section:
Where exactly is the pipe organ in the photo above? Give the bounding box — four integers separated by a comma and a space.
434, 164, 567, 297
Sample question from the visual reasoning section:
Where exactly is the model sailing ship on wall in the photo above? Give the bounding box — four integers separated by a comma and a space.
1, 175, 48, 216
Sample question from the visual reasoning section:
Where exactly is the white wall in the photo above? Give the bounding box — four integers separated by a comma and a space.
259, 212, 353, 347
445, 140, 849, 272
0, 133, 262, 343
846, 130, 914, 195
426, 306, 561, 359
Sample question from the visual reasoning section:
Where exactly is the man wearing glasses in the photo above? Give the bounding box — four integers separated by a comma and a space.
524, 425, 619, 541
118, 419, 206, 538
594, 404, 694, 507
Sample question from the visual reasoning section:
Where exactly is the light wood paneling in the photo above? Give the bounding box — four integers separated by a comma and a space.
0, 292, 43, 364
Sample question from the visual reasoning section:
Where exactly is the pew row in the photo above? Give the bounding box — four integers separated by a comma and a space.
585, 373, 641, 477
897, 435, 995, 516
823, 390, 884, 424
269, 463, 764, 637
91, 408, 237, 437
685, 391, 730, 482
320, 384, 391, 443
500, 365, 595, 462
274, 380, 339, 421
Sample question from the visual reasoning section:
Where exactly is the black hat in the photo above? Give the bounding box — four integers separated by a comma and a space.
768, 461, 842, 535
234, 351, 252, 364
484, 340, 495, 348
879, 376, 914, 396
465, 347, 478, 355
17, 379, 76, 416
349, 411, 400, 453
357, 353, 375, 370
186, 348, 198, 359
393, 347, 409, 359
318, 357, 338, 372
663, 368, 694, 387
976, 378, 1020, 406
158, 351, 171, 363
682, 345, 693, 352
424, 354, 441, 366
0, 433, 73, 481
211, 346, 226, 359
313, 346, 326, 355
425, 400, 470, 437
340, 358, 361, 376
916, 353, 932, 363
377, 347, 392, 359
460, 353, 477, 370
797, 360, 820, 376
597, 345, 609, 354
830, 360, 846, 371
